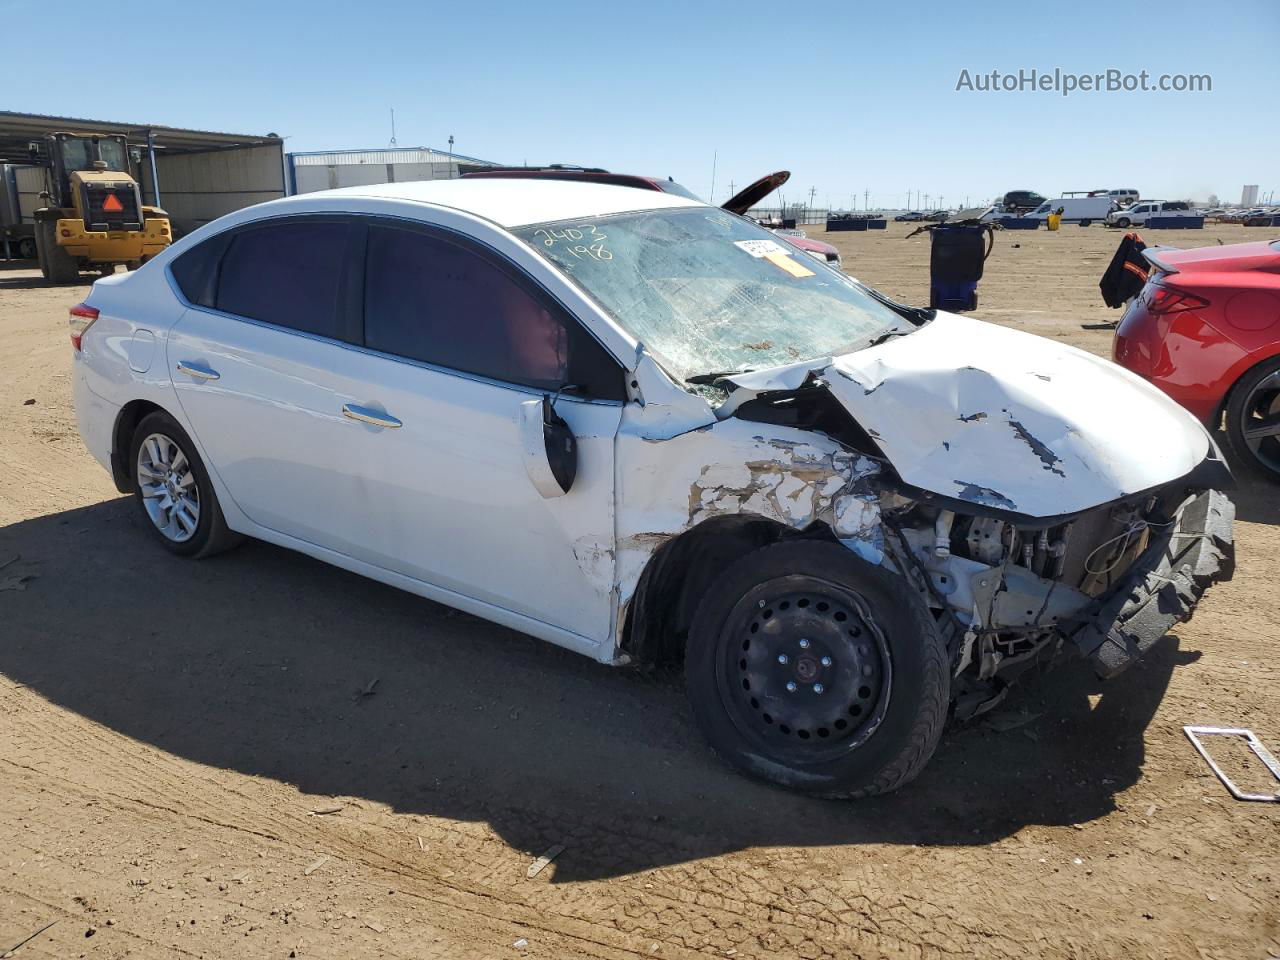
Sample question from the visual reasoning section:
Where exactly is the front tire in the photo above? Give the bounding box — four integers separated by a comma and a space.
1223, 357, 1280, 482
130, 411, 241, 557
37, 220, 81, 284
684, 541, 949, 798
1116, 217, 1131, 228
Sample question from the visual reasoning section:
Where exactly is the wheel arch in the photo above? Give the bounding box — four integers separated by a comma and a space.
620, 513, 837, 666
110, 399, 168, 492
1213, 343, 1280, 429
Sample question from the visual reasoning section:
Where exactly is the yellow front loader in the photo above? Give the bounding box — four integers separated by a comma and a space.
32, 132, 171, 283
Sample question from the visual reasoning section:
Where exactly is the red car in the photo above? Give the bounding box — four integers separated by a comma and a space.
1113, 239, 1280, 480
462, 166, 843, 268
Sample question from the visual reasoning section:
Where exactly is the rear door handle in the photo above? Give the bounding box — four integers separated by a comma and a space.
342, 403, 402, 429
176, 361, 220, 381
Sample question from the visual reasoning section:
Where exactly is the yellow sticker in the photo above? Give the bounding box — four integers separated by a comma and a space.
764, 250, 815, 278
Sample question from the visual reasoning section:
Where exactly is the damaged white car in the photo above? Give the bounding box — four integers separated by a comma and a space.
71, 179, 1235, 797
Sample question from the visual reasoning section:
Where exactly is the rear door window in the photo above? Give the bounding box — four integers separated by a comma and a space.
363, 224, 625, 401
215, 220, 353, 340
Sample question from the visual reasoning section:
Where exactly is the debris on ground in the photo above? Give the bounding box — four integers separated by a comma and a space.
352, 678, 379, 701
303, 856, 329, 876
1, 919, 58, 957
1184, 725, 1280, 802
527, 843, 566, 878
309, 804, 344, 816
513, 938, 529, 949
0, 574, 35, 592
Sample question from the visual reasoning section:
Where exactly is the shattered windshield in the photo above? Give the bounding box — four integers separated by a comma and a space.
513, 208, 904, 383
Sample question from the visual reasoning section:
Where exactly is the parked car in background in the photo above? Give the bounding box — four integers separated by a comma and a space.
1088, 188, 1140, 205
1106, 201, 1192, 228
1114, 239, 1280, 480
895, 211, 925, 221
1027, 196, 1116, 226
71, 179, 1233, 798
1001, 190, 1046, 212
923, 210, 949, 222
463, 166, 843, 268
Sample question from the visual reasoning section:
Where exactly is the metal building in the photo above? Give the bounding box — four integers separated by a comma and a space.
0, 110, 285, 250
286, 146, 500, 195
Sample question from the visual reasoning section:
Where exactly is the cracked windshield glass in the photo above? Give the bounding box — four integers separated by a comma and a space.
514, 208, 906, 383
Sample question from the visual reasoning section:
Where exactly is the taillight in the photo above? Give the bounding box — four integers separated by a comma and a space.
1145, 283, 1209, 315
69, 303, 99, 351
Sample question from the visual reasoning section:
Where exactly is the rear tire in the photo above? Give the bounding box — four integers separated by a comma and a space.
129, 411, 242, 558
38, 220, 81, 284
684, 540, 949, 798
1223, 356, 1280, 482
17, 236, 37, 259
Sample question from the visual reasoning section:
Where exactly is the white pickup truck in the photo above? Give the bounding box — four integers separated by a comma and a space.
1105, 200, 1194, 228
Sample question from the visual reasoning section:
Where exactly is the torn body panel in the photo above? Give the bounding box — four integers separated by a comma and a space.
721, 312, 1211, 518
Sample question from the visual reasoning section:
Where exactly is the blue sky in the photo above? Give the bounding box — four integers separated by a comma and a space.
8, 0, 1277, 208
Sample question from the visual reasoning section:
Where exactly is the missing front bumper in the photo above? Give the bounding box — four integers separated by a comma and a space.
1067, 489, 1235, 679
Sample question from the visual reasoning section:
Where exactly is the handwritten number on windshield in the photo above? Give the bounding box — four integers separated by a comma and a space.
533, 224, 612, 261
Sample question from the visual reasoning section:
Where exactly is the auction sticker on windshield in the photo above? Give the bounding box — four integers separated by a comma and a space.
733, 239, 815, 278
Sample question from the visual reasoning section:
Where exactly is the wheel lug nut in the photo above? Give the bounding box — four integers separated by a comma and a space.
798, 638, 810, 649
820, 656, 832, 667
813, 684, 825, 694
777, 654, 788, 665
785, 681, 797, 693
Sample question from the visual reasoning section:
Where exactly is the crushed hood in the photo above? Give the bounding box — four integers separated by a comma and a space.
725, 313, 1212, 518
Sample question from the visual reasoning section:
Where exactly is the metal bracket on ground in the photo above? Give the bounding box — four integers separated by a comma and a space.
1183, 726, 1280, 802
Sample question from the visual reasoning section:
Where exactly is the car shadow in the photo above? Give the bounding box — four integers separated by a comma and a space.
0, 499, 1188, 882
1229, 475, 1280, 525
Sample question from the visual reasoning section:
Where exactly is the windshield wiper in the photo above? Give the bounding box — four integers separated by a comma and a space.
686, 368, 754, 385
867, 319, 917, 347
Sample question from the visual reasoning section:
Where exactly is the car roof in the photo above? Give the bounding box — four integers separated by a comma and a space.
286, 178, 702, 228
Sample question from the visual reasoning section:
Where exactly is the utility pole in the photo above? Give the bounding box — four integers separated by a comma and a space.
389, 108, 397, 147
447, 135, 454, 177
710, 151, 717, 203
727, 181, 735, 200
864, 188, 869, 210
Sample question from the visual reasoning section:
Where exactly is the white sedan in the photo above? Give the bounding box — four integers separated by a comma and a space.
71, 179, 1234, 797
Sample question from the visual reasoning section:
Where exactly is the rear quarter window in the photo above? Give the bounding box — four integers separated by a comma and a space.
169, 234, 230, 308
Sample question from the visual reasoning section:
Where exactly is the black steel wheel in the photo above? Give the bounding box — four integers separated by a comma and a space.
717, 580, 891, 762
685, 541, 948, 798
1224, 357, 1280, 482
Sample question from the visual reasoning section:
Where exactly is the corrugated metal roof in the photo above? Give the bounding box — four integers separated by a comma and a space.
289, 146, 498, 166
0, 110, 281, 157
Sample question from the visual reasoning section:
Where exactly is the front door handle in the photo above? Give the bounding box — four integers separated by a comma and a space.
176, 361, 220, 381
342, 403, 402, 429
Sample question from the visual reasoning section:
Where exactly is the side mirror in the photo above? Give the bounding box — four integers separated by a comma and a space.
518, 394, 578, 498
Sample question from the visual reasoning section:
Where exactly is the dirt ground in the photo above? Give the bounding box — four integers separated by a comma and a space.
1, 222, 1277, 960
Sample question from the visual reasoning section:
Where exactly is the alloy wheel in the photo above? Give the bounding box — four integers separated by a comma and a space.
136, 432, 201, 542
1240, 368, 1280, 476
